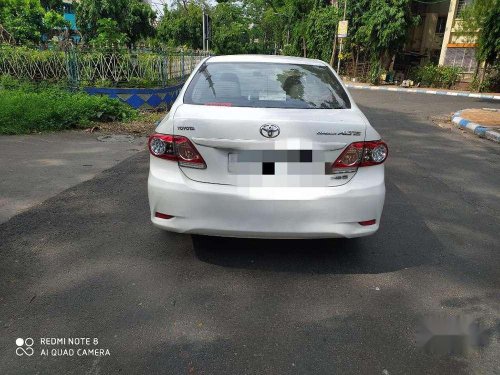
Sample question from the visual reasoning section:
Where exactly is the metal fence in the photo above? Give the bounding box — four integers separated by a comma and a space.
341, 61, 371, 81
0, 45, 210, 87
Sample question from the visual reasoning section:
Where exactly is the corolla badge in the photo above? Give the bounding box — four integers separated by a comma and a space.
260, 124, 280, 138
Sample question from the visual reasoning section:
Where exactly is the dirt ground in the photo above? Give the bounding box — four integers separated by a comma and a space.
84, 111, 165, 136
459, 108, 500, 127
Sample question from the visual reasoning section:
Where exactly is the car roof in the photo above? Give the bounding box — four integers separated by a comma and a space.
206, 55, 327, 66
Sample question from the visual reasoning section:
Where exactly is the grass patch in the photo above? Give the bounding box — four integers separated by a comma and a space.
0, 76, 138, 135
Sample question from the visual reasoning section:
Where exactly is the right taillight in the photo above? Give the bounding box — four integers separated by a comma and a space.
359, 140, 389, 166
330, 140, 388, 173
148, 133, 206, 169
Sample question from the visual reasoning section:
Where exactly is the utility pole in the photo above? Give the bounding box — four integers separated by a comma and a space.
202, 12, 206, 51
336, 0, 347, 73
329, 0, 339, 66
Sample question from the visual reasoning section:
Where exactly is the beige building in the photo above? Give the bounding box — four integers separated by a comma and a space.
438, 0, 477, 73
405, 0, 477, 78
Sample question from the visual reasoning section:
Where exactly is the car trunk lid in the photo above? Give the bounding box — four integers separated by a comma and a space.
173, 104, 367, 187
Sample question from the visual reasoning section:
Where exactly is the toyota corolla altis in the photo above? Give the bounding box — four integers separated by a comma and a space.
148, 55, 388, 238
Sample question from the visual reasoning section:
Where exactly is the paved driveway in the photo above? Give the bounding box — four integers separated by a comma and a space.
0, 92, 499, 374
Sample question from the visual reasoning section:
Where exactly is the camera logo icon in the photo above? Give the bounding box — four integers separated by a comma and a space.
16, 338, 34, 356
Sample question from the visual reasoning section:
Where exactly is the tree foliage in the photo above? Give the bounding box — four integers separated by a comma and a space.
211, 1, 250, 54
0, 0, 45, 43
357, 0, 417, 60
43, 10, 70, 31
155, 0, 416, 68
458, 0, 499, 65
76, 0, 156, 44
1, 0, 439, 74
477, 3, 500, 65
304, 5, 339, 62
157, 1, 204, 49
93, 18, 129, 46
0, 0, 74, 43
157, 0, 340, 60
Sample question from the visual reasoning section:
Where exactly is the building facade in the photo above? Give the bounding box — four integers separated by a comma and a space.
438, 0, 477, 76
404, 0, 477, 79
62, 0, 78, 30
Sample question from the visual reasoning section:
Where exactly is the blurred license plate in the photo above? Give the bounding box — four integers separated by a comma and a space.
229, 151, 322, 175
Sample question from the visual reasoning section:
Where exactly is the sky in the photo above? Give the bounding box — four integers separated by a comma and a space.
146, 0, 168, 15
146, 0, 216, 16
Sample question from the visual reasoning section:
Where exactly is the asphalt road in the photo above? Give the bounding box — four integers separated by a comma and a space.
1, 91, 499, 375
0, 133, 146, 224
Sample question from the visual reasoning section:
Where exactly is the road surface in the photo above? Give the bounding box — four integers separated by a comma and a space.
1, 91, 499, 374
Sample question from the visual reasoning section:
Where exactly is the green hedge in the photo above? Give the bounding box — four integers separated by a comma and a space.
0, 77, 138, 135
409, 64, 462, 89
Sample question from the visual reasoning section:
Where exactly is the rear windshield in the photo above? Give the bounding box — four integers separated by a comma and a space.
184, 62, 351, 109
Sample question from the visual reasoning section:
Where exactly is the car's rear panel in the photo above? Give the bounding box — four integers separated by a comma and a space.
173, 104, 367, 187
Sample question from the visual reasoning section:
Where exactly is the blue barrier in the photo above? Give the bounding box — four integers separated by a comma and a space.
84, 83, 185, 110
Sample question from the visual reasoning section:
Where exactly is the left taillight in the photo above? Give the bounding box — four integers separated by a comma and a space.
148, 133, 206, 169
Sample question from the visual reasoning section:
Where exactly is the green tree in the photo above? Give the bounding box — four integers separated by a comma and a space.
243, 0, 320, 57
457, 0, 499, 89
76, 0, 156, 44
342, 0, 370, 68
0, 0, 45, 44
304, 4, 339, 61
355, 0, 418, 83
477, 3, 500, 65
212, 1, 250, 54
242, 0, 286, 54
279, 0, 317, 57
43, 9, 70, 30
156, 1, 204, 49
93, 18, 129, 47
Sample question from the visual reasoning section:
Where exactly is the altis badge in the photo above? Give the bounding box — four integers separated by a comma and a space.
317, 130, 362, 136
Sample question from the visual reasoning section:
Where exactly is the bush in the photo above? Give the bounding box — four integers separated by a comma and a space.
469, 63, 500, 93
0, 87, 138, 135
409, 64, 462, 89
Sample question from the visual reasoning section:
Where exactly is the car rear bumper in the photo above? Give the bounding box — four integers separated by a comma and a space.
148, 161, 385, 239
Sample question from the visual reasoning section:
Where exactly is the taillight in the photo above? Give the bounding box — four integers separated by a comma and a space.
329, 140, 388, 174
360, 141, 389, 167
148, 133, 206, 169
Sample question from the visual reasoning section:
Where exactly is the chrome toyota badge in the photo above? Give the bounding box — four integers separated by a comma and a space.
260, 124, 280, 138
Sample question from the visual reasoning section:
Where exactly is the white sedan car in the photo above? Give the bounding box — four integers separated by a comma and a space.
148, 55, 387, 238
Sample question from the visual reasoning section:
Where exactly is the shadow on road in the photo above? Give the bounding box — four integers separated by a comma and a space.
192, 181, 445, 274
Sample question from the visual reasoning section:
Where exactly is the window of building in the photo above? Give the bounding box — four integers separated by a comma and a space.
435, 16, 447, 34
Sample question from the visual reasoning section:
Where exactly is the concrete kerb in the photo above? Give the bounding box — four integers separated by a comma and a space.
345, 84, 500, 101
451, 111, 500, 143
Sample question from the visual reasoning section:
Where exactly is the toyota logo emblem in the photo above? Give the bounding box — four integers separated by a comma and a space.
260, 124, 280, 138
